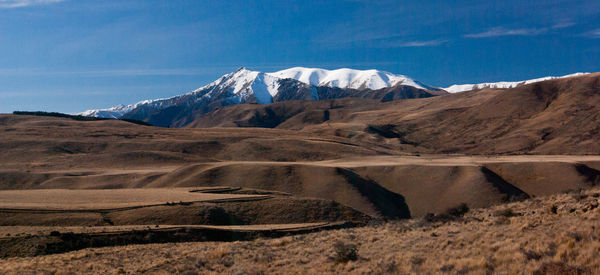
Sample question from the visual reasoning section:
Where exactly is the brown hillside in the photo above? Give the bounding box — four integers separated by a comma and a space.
1, 73, 600, 220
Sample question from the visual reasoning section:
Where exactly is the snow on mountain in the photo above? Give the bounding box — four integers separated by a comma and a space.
444, 72, 589, 93
199, 67, 280, 104
268, 67, 431, 90
78, 100, 161, 119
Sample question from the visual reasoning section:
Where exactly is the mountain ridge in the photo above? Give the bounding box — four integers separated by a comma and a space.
79, 67, 589, 127
266, 67, 436, 90
79, 67, 439, 121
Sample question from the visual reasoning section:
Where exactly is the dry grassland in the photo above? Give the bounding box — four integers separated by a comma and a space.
0, 188, 267, 210
1, 187, 599, 274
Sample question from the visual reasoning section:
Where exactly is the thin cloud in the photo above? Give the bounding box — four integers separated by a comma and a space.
552, 22, 575, 29
581, 29, 600, 38
0, 0, 65, 8
319, 33, 449, 49
393, 39, 448, 47
465, 27, 547, 38
366, 38, 448, 49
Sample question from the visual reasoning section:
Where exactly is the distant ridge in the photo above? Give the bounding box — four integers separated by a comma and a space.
13, 111, 153, 126
444, 72, 589, 93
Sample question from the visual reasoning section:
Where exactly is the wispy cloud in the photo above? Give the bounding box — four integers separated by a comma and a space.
359, 38, 449, 48
317, 31, 449, 49
392, 39, 448, 47
581, 29, 600, 38
552, 21, 575, 29
465, 27, 547, 38
0, 0, 66, 8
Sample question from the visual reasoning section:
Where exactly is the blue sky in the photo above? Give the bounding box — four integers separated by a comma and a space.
0, 0, 599, 113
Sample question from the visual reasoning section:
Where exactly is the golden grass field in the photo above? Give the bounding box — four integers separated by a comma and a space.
0, 188, 268, 210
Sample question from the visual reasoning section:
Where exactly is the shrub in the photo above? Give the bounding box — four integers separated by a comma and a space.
423, 203, 469, 223
494, 208, 519, 217
446, 203, 469, 217
333, 240, 358, 263
521, 249, 543, 260
550, 205, 558, 214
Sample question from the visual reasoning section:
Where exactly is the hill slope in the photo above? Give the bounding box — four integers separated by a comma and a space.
3, 115, 600, 219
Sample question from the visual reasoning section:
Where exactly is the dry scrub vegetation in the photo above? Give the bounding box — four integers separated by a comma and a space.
2, 187, 600, 274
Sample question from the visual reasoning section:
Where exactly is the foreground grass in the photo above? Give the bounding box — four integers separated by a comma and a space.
1, 188, 600, 274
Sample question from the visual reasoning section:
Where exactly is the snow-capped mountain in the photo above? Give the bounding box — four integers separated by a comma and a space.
79, 67, 436, 125
114, 67, 442, 127
444, 72, 589, 93
267, 67, 435, 91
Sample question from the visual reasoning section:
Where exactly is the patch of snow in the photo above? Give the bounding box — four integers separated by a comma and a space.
249, 73, 280, 104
